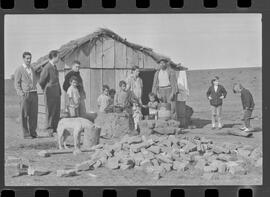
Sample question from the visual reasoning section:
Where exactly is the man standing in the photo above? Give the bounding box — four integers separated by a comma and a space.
14, 52, 38, 139
126, 65, 143, 104
152, 59, 178, 114
63, 60, 86, 116
39, 50, 61, 136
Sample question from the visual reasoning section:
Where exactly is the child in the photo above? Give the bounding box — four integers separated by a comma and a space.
114, 80, 140, 133
233, 83, 255, 132
97, 85, 110, 113
104, 89, 116, 113
143, 92, 159, 120
206, 77, 227, 129
133, 102, 143, 131
67, 76, 80, 117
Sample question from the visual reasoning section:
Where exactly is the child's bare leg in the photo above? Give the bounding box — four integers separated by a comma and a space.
58, 131, 64, 149
63, 130, 69, 149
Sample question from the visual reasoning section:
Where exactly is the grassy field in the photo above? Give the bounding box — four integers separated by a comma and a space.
4, 67, 262, 186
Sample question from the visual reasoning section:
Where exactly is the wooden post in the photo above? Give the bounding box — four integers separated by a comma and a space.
83, 126, 101, 149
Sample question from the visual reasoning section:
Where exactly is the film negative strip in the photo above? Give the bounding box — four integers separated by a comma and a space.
0, 0, 269, 197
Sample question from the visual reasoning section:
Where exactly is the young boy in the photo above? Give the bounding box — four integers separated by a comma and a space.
114, 80, 140, 133
104, 89, 116, 113
67, 76, 80, 117
97, 85, 110, 113
206, 77, 227, 129
143, 92, 159, 120
133, 103, 143, 131
233, 83, 255, 132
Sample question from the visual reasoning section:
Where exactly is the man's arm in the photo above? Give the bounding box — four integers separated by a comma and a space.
221, 86, 227, 98
14, 68, 24, 96
63, 71, 71, 92
152, 71, 158, 95
206, 87, 212, 99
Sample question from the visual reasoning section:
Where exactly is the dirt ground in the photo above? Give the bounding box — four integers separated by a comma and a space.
4, 67, 262, 186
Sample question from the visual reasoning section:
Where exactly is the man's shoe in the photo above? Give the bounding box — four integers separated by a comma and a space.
243, 128, 250, 132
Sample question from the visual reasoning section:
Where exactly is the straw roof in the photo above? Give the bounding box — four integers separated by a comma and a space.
33, 28, 186, 71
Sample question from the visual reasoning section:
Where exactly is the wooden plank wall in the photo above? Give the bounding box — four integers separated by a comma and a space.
90, 69, 102, 112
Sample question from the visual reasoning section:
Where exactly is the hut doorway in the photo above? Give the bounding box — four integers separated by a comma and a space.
139, 70, 156, 116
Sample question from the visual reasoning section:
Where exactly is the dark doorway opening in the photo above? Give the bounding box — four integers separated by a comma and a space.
139, 70, 156, 116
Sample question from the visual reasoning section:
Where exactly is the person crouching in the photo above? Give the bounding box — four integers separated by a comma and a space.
233, 83, 255, 132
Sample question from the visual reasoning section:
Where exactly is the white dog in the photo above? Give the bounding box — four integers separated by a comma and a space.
57, 117, 95, 152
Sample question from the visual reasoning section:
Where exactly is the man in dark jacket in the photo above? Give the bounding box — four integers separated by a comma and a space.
233, 83, 255, 132
206, 77, 227, 129
63, 60, 86, 116
39, 50, 61, 136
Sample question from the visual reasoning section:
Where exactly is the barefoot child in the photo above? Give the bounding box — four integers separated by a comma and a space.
67, 76, 80, 117
233, 83, 255, 132
97, 85, 110, 112
143, 92, 159, 120
206, 77, 227, 129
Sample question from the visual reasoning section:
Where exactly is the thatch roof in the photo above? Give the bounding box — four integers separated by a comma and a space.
33, 28, 186, 71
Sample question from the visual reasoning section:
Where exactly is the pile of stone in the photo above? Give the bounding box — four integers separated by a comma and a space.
73, 134, 262, 180
138, 119, 182, 136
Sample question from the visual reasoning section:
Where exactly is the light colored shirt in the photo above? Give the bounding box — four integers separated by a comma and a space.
67, 85, 80, 108
114, 90, 129, 107
158, 69, 170, 87
22, 63, 33, 81
214, 85, 218, 92
177, 70, 189, 101
126, 75, 143, 101
97, 94, 110, 112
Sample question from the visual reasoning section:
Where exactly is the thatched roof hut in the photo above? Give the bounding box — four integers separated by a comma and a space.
34, 28, 187, 113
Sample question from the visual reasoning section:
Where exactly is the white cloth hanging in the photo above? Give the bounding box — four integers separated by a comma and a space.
177, 70, 189, 101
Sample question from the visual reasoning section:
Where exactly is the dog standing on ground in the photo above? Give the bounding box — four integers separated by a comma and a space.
57, 117, 95, 152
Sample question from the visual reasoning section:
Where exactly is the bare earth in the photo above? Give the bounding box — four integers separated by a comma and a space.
4, 67, 262, 186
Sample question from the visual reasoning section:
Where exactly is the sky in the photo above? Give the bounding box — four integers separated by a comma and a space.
4, 14, 261, 78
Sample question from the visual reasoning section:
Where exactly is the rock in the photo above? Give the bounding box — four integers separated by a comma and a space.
57, 169, 77, 177
154, 127, 177, 135
93, 160, 102, 169
148, 134, 161, 143
142, 151, 155, 160
200, 137, 212, 144
12, 163, 29, 177
228, 165, 247, 175
242, 145, 254, 152
217, 154, 234, 162
120, 164, 131, 170
250, 147, 262, 161
167, 120, 181, 128
212, 145, 229, 154
173, 161, 189, 171
255, 158, 262, 167
75, 160, 96, 171
140, 128, 153, 136
154, 120, 168, 128
156, 154, 173, 164
210, 160, 227, 173
151, 159, 160, 167
130, 142, 151, 153
128, 136, 142, 144
204, 165, 218, 173
28, 167, 50, 176
202, 173, 218, 180
133, 153, 145, 166
152, 166, 166, 180
106, 157, 119, 170
195, 159, 207, 170
147, 146, 161, 154
141, 159, 153, 170
183, 142, 197, 153
38, 150, 50, 158
161, 163, 172, 172
237, 149, 251, 159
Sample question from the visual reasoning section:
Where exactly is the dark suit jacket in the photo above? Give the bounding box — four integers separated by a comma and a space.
39, 62, 61, 98
14, 65, 38, 96
206, 85, 227, 107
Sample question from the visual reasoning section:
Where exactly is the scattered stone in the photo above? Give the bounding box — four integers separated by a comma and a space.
57, 169, 77, 177
183, 142, 197, 153
212, 145, 229, 154
154, 120, 168, 128
173, 161, 189, 171
211, 160, 227, 173
38, 150, 51, 157
255, 158, 262, 167
237, 149, 251, 159
250, 147, 262, 161
204, 165, 218, 173
160, 163, 172, 172
140, 128, 153, 136
156, 154, 173, 164
167, 120, 181, 128
195, 159, 207, 171
154, 127, 177, 135
28, 167, 50, 176
147, 145, 161, 154
202, 173, 218, 180
228, 165, 247, 175
106, 157, 119, 169
88, 173, 98, 178
128, 136, 142, 144
75, 160, 96, 171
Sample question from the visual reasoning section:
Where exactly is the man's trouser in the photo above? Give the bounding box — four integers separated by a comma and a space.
20, 92, 38, 137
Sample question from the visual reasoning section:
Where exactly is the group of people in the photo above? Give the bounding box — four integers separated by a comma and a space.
206, 76, 255, 132
14, 50, 255, 139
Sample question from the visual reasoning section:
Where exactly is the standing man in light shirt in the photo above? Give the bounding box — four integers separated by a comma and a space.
126, 65, 143, 104
152, 59, 178, 114
39, 50, 61, 137
14, 52, 38, 139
